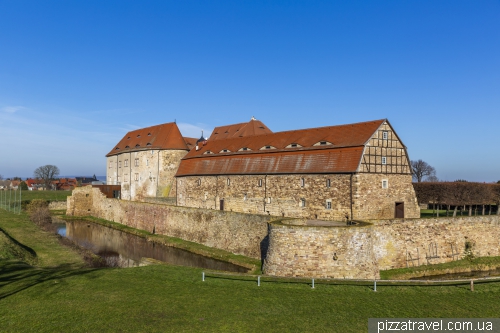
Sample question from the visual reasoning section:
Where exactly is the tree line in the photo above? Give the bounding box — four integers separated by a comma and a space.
413, 182, 500, 217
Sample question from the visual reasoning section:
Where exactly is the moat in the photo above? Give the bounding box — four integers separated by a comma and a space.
55, 220, 249, 273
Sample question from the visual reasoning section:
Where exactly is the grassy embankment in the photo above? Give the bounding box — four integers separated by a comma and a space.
2, 208, 500, 332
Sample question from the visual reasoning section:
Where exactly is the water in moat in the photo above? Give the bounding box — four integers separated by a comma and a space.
410, 269, 500, 281
56, 220, 249, 272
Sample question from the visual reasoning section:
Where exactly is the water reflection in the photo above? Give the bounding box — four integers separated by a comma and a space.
410, 269, 500, 280
57, 220, 248, 273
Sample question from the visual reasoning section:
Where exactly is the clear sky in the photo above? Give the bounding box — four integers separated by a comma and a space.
1, 1, 499, 182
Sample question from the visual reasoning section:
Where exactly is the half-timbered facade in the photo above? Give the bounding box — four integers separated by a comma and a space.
175, 118, 419, 220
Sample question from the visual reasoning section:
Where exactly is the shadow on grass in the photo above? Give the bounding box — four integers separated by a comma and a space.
0, 260, 99, 300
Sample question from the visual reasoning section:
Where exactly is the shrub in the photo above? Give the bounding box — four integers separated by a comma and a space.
27, 199, 51, 226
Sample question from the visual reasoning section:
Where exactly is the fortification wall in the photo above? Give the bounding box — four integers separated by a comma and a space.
67, 187, 275, 259
68, 187, 500, 279
264, 216, 500, 279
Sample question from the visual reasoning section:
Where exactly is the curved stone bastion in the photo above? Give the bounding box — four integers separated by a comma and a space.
263, 217, 500, 279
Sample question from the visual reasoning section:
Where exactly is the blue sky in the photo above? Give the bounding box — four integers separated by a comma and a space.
1, 1, 499, 181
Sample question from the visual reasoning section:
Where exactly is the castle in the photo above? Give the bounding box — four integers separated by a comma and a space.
107, 118, 419, 220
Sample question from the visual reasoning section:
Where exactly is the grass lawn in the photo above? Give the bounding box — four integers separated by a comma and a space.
17, 190, 72, 202
2, 209, 500, 332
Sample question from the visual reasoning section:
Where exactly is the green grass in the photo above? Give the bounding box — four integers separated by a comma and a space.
2, 208, 500, 332
17, 190, 72, 202
381, 256, 500, 280
0, 209, 84, 268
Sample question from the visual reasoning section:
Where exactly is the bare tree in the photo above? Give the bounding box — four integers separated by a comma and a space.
34, 165, 60, 190
411, 159, 436, 183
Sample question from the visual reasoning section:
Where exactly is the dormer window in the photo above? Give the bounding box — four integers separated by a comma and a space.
147, 143, 152, 146
313, 141, 333, 146
260, 145, 276, 150
127, 136, 130, 139
137, 135, 141, 138
286, 143, 302, 149
115, 147, 120, 150
220, 149, 230, 153
148, 133, 151, 136
203, 150, 213, 155
239, 147, 251, 151
125, 146, 129, 149
135, 144, 140, 148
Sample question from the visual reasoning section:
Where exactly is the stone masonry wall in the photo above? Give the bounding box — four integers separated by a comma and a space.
177, 174, 353, 220
264, 215, 500, 279
353, 174, 420, 219
106, 149, 188, 201
67, 187, 275, 259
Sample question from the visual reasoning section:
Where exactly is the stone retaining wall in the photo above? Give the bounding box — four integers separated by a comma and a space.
263, 216, 500, 279
67, 187, 276, 259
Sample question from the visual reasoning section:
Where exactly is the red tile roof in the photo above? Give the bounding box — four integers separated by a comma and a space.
176, 119, 385, 176
106, 123, 191, 157
209, 118, 272, 141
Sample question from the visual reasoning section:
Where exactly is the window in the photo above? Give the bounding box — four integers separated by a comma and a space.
267, 197, 271, 204
301, 178, 305, 187
151, 150, 154, 155
124, 159, 128, 167
197, 178, 201, 186
382, 157, 387, 165
109, 162, 112, 169
382, 179, 388, 189
146, 159, 149, 166
244, 193, 247, 201
300, 198, 306, 207
258, 179, 263, 187
134, 158, 139, 167
382, 131, 388, 140
326, 200, 332, 210
227, 178, 230, 186
134, 173, 139, 181
119, 161, 122, 168
326, 179, 331, 188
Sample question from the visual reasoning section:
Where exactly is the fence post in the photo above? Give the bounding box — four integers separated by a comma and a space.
258, 276, 261, 287
470, 279, 474, 292
374, 280, 377, 292
202, 272, 205, 282
312, 279, 315, 289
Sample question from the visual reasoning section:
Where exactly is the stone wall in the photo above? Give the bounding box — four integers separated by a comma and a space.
106, 149, 188, 201
177, 173, 419, 220
264, 215, 500, 279
352, 174, 420, 219
48, 201, 67, 210
67, 187, 276, 259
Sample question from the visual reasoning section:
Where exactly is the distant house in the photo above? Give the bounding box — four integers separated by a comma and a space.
9, 180, 20, 190
52, 178, 78, 191
76, 175, 98, 186
25, 178, 43, 191
0, 180, 9, 190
